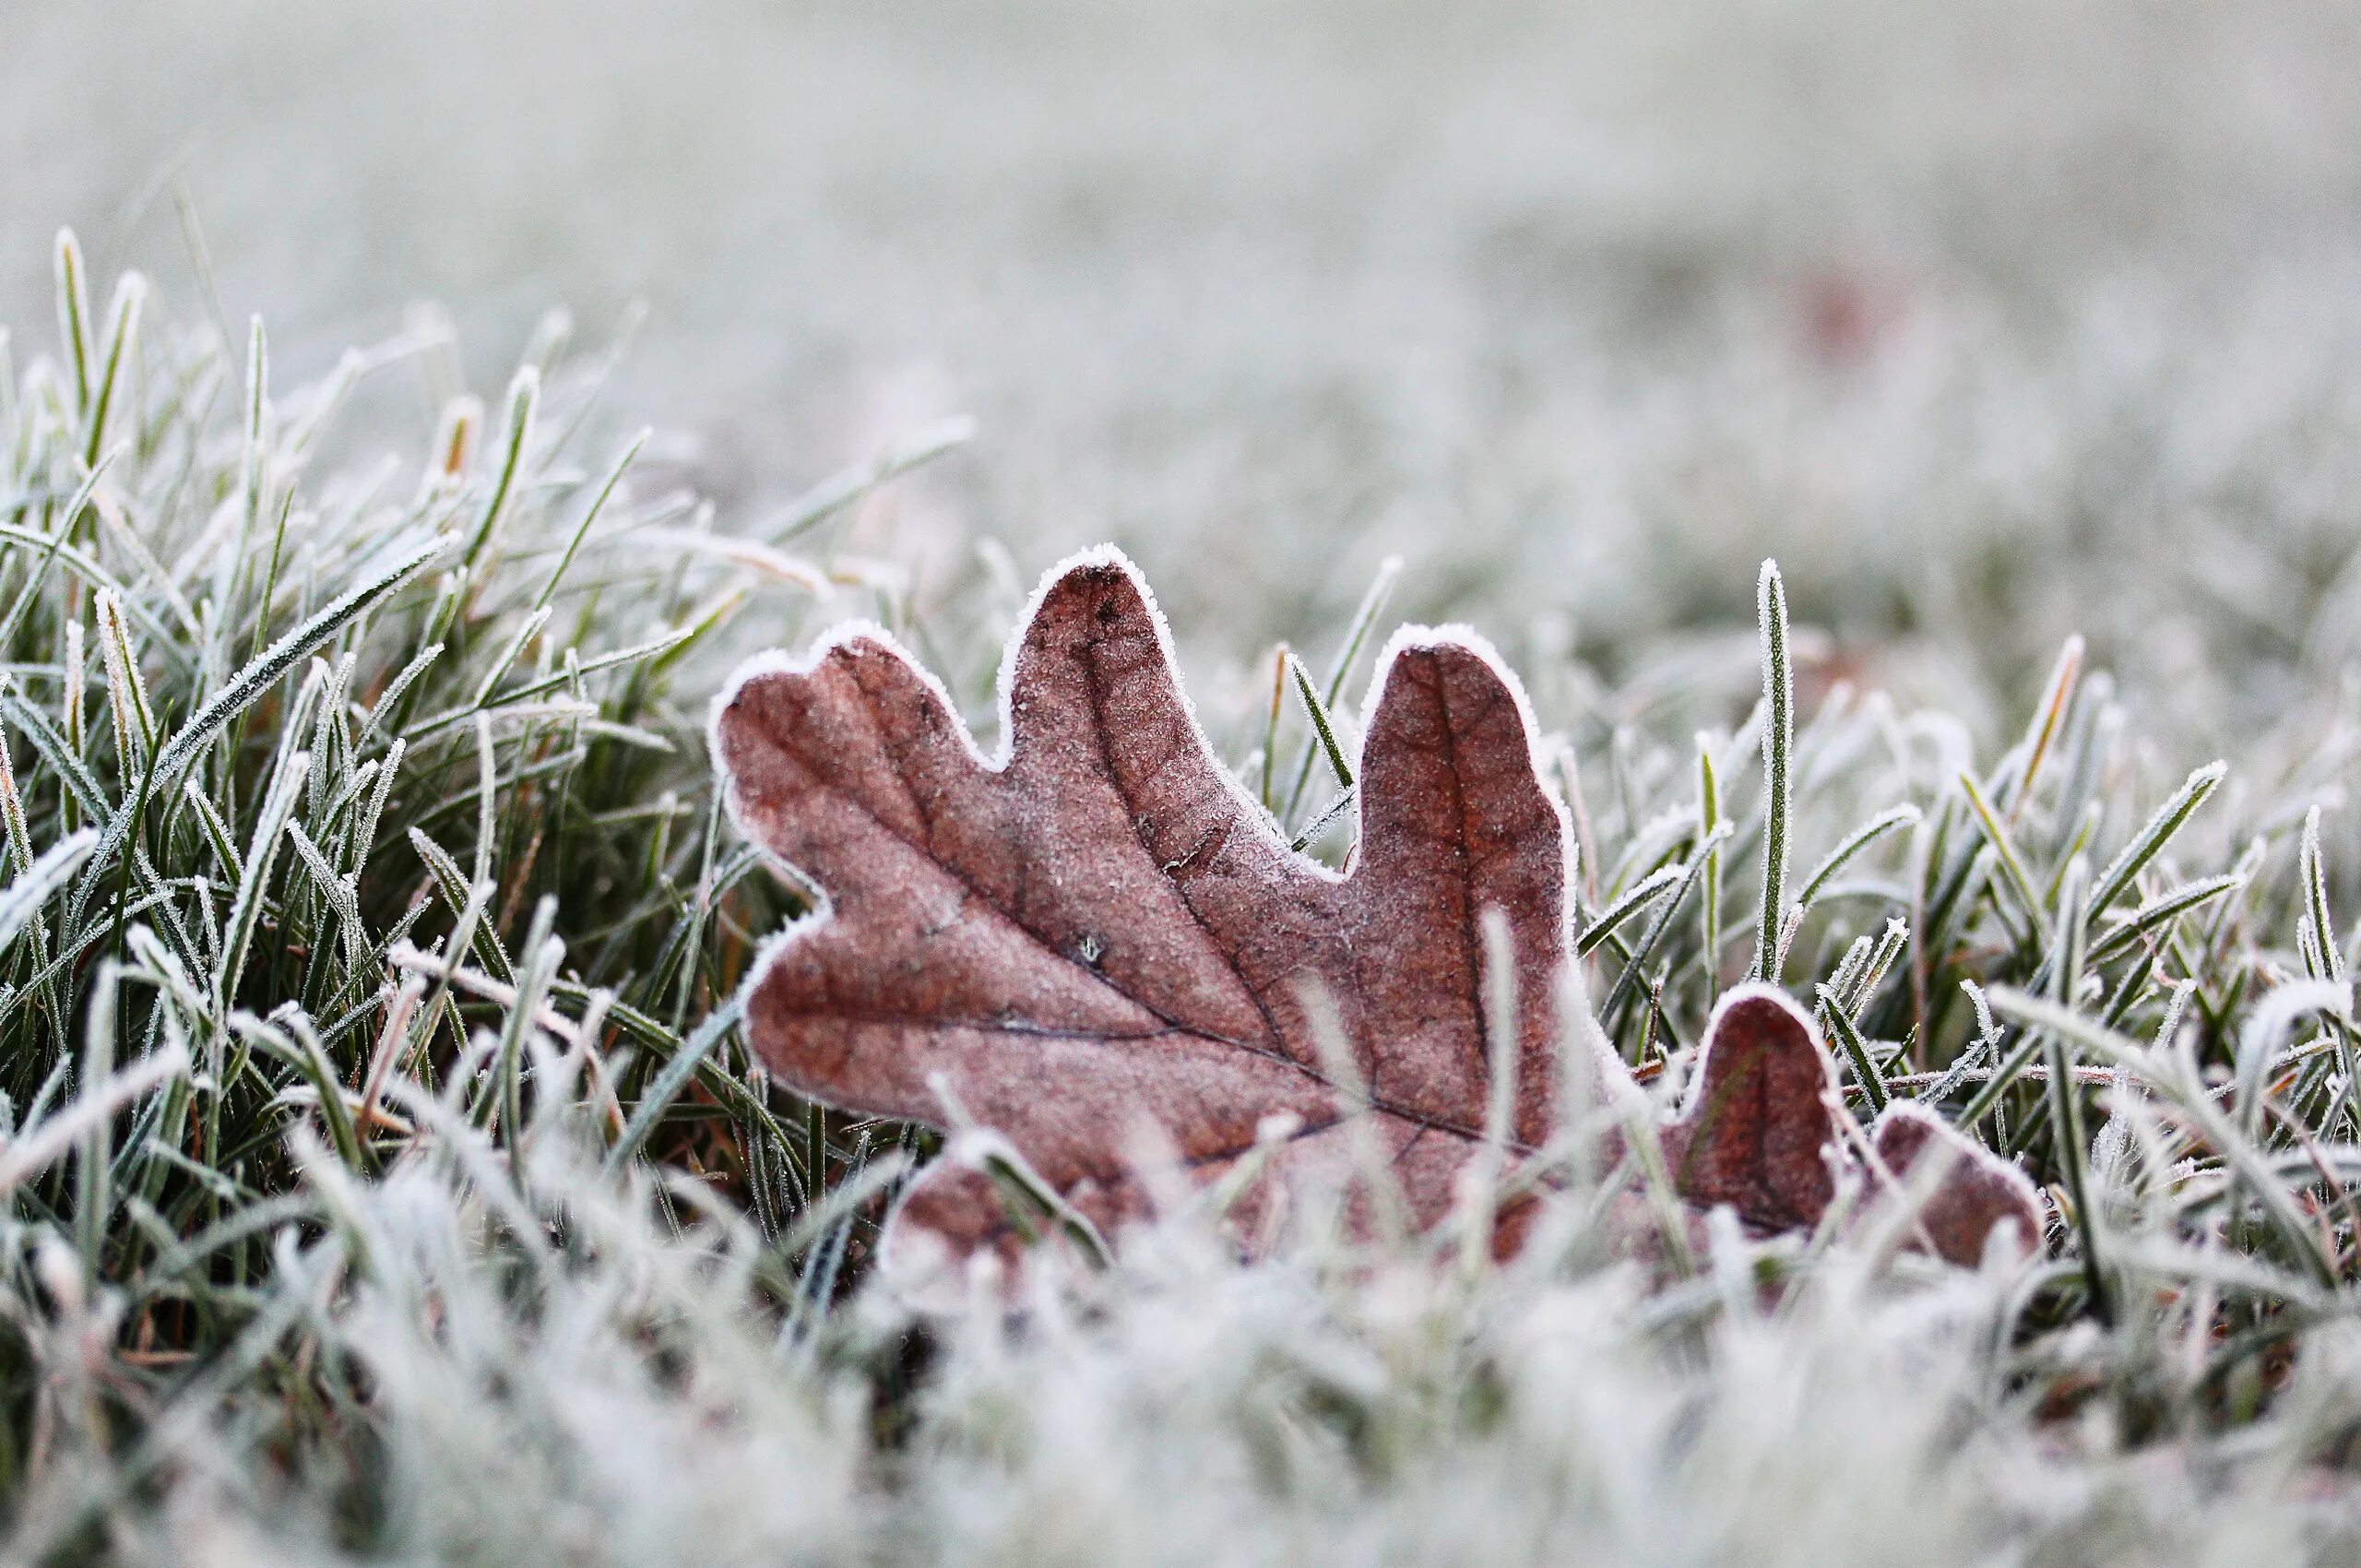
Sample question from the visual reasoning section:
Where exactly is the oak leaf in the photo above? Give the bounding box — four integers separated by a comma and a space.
1660, 989, 2045, 1268
712, 548, 2041, 1276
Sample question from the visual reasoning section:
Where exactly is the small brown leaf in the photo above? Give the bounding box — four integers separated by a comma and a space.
1659, 987, 1842, 1234
1660, 989, 2048, 1265
711, 547, 2040, 1277
1871, 1101, 2047, 1266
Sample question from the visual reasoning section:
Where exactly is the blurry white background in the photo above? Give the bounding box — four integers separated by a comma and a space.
9, 0, 2361, 732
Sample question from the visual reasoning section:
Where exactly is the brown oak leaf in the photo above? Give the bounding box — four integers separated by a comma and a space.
1660, 989, 2045, 1267
711, 547, 2042, 1277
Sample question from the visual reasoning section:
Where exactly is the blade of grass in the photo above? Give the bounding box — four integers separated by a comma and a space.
1750, 559, 1791, 982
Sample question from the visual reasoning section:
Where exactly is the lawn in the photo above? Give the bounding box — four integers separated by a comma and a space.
7, 3, 2361, 1562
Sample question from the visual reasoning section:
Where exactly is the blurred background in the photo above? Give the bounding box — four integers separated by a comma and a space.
9, 0, 2361, 742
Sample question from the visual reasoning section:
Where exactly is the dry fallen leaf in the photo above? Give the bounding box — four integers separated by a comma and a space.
713, 547, 2041, 1277
1662, 989, 2045, 1268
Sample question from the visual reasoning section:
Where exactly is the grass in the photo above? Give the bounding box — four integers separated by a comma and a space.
35, 0, 2361, 740
6, 239, 2361, 1563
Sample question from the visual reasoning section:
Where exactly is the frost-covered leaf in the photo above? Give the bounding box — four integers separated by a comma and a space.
714, 548, 2039, 1274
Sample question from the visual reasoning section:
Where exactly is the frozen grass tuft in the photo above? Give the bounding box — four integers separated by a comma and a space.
6, 255, 2361, 1562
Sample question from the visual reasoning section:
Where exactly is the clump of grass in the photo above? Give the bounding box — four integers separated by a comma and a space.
0, 234, 938, 1550
5, 247, 2361, 1563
